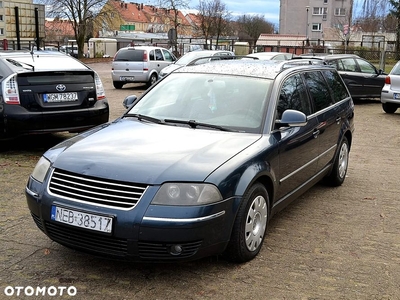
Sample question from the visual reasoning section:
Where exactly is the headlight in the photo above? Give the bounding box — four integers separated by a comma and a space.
152, 183, 222, 206
31, 156, 51, 183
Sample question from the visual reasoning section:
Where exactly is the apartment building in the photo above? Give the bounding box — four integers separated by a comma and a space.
0, 0, 45, 49
279, 0, 353, 40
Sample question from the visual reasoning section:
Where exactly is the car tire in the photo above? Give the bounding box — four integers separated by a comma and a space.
324, 137, 349, 187
147, 73, 158, 87
382, 102, 398, 114
113, 81, 124, 89
224, 183, 269, 263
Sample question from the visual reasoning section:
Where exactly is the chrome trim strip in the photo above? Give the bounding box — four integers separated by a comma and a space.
25, 187, 39, 198
280, 144, 337, 184
143, 210, 226, 223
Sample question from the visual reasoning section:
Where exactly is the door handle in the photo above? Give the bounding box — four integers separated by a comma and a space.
335, 117, 341, 123
313, 129, 320, 138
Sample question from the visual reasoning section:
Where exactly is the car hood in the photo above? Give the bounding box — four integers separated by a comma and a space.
50, 119, 261, 185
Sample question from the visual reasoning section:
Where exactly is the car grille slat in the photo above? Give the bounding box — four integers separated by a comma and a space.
49, 168, 148, 209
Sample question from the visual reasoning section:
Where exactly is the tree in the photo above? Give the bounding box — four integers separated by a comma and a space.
196, 0, 230, 49
236, 14, 274, 51
154, 0, 190, 55
36, 0, 110, 58
388, 0, 400, 57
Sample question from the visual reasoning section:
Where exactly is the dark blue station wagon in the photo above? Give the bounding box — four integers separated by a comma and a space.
26, 60, 355, 263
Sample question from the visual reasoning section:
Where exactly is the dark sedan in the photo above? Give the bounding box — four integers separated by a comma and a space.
26, 60, 354, 263
298, 54, 386, 99
0, 50, 109, 139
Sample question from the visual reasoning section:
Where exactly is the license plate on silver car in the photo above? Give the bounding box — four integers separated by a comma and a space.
120, 76, 135, 81
43, 92, 78, 103
51, 205, 113, 233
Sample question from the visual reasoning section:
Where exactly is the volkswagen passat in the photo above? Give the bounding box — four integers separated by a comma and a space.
0, 50, 109, 139
26, 60, 354, 263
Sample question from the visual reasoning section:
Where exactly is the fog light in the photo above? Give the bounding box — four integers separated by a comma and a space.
169, 244, 183, 256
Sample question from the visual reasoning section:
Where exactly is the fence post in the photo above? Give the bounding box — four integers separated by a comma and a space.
380, 50, 386, 72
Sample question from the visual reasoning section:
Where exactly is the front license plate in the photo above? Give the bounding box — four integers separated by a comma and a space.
43, 92, 78, 103
120, 76, 135, 81
394, 93, 400, 99
51, 206, 113, 233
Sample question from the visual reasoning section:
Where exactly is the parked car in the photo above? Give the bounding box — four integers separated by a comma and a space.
111, 46, 177, 89
159, 50, 235, 79
298, 54, 386, 99
0, 50, 109, 139
60, 45, 78, 58
380, 60, 400, 113
26, 59, 354, 263
245, 51, 294, 60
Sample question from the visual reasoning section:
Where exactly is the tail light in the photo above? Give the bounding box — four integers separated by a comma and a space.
385, 76, 391, 85
94, 72, 106, 100
3, 74, 20, 104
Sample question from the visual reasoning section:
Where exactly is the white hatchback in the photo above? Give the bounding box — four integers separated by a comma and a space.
111, 46, 176, 89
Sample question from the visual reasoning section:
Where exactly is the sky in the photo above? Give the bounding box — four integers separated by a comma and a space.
183, 0, 281, 27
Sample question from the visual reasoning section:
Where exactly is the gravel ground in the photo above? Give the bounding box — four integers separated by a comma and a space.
1, 62, 400, 299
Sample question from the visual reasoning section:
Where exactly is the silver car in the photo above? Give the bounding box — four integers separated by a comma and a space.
381, 61, 400, 113
159, 50, 235, 79
111, 46, 176, 89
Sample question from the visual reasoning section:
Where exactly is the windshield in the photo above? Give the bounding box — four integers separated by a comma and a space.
126, 73, 272, 133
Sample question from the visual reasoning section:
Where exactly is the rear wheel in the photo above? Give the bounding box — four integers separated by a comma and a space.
324, 137, 349, 186
147, 73, 158, 87
224, 183, 269, 263
113, 81, 123, 89
382, 102, 398, 114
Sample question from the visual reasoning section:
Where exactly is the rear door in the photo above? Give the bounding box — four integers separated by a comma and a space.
303, 70, 344, 171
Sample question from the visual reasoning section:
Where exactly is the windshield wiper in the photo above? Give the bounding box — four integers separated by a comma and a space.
126, 113, 164, 124
164, 119, 234, 131
6, 59, 35, 71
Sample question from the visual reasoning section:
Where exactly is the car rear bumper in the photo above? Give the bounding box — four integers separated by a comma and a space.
381, 88, 400, 104
0, 100, 109, 138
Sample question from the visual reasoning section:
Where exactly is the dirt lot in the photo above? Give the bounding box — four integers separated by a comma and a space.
1, 62, 400, 299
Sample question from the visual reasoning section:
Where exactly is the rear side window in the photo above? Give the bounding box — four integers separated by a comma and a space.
303, 71, 332, 111
155, 49, 164, 61
277, 73, 311, 119
115, 49, 144, 61
321, 70, 350, 102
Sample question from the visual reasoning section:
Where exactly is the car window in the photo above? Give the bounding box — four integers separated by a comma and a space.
321, 70, 350, 102
303, 71, 332, 111
155, 49, 164, 61
272, 54, 285, 60
277, 73, 311, 119
128, 73, 271, 133
115, 49, 144, 61
356, 58, 376, 74
149, 50, 155, 61
340, 58, 357, 72
162, 49, 174, 62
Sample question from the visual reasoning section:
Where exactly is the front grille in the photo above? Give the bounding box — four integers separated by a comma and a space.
138, 240, 202, 260
45, 221, 128, 257
49, 168, 147, 209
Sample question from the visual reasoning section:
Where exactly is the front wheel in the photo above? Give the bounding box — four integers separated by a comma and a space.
224, 183, 269, 263
382, 102, 398, 114
324, 137, 349, 186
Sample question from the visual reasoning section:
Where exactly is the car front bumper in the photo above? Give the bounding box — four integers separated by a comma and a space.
26, 177, 239, 262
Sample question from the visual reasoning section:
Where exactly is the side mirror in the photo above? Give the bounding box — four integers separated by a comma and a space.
122, 95, 137, 109
275, 109, 307, 129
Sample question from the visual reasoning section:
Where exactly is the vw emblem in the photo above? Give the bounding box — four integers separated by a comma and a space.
56, 84, 67, 92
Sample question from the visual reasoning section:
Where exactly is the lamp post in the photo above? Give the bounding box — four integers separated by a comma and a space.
305, 6, 310, 39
